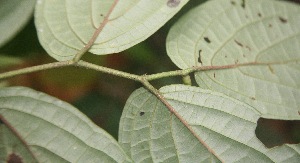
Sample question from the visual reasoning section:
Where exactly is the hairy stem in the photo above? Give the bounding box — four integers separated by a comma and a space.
0, 61, 74, 80
75, 60, 141, 81
1, 59, 293, 162
1, 60, 292, 81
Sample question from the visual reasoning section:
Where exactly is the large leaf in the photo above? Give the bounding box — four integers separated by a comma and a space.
119, 85, 300, 162
0, 125, 37, 163
35, 0, 188, 61
0, 0, 36, 47
0, 87, 132, 162
166, 0, 300, 119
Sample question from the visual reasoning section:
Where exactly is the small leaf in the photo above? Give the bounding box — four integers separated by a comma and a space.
119, 85, 300, 162
0, 0, 36, 47
35, 0, 188, 61
0, 87, 131, 162
166, 0, 300, 119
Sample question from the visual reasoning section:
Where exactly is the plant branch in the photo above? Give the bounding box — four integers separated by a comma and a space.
1, 60, 294, 81
140, 79, 224, 162
75, 60, 141, 81
0, 61, 74, 80
145, 68, 193, 81
145, 60, 297, 81
144, 62, 255, 81
72, 0, 119, 62
0, 57, 295, 163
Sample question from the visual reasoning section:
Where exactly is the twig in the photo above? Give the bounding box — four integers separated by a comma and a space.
1, 60, 297, 81
0, 61, 74, 80
75, 60, 141, 81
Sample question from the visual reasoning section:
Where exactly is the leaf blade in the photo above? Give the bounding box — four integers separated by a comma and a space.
119, 85, 300, 162
0, 86, 131, 162
35, 0, 189, 61
166, 0, 300, 119
0, 124, 37, 163
0, 0, 36, 47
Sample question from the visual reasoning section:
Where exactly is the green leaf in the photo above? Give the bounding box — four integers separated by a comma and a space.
35, 0, 188, 61
166, 0, 300, 119
0, 87, 132, 162
119, 85, 300, 162
0, 125, 37, 163
0, 0, 36, 47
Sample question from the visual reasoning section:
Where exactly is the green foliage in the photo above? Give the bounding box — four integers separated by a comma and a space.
0, 0, 299, 162
0, 87, 131, 162
35, 0, 188, 61
119, 85, 300, 162
0, 55, 22, 68
0, 0, 36, 47
167, 0, 300, 120
0, 125, 37, 163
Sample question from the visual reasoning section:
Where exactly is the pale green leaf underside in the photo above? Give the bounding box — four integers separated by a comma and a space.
35, 0, 188, 61
0, 125, 37, 163
119, 85, 300, 163
166, 0, 300, 119
0, 87, 131, 163
0, 0, 36, 47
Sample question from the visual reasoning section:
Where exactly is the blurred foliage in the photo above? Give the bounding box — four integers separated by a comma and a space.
0, 55, 22, 68
0, 0, 299, 147
0, 18, 44, 58
73, 92, 123, 139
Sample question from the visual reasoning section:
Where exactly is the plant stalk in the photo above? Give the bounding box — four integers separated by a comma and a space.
1, 60, 291, 81
75, 60, 141, 81
0, 61, 74, 80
